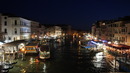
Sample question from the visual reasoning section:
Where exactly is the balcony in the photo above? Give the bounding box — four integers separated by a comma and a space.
20, 25, 30, 28
20, 32, 31, 35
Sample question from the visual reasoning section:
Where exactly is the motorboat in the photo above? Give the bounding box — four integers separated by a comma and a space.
39, 45, 50, 59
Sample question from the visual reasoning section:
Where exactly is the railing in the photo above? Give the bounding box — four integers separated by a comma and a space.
20, 25, 30, 27
20, 32, 31, 33
20, 32, 31, 35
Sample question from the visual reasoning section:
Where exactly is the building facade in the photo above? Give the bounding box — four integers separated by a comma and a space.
38, 24, 45, 40
92, 21, 108, 40
31, 21, 40, 40
1, 13, 31, 43
92, 19, 130, 45
0, 14, 4, 42
46, 26, 62, 39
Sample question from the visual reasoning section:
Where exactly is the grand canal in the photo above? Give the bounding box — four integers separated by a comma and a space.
9, 40, 117, 73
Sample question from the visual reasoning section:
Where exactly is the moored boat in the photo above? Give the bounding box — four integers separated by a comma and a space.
39, 45, 50, 59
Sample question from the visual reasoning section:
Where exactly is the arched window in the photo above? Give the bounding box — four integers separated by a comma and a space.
4, 28, 7, 33
8, 37, 11, 40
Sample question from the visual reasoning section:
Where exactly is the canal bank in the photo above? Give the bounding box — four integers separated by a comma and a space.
8, 40, 114, 73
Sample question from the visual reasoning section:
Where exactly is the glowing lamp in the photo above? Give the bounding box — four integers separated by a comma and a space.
108, 42, 111, 44
21, 48, 25, 52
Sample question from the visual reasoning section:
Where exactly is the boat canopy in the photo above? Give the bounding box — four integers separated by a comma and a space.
40, 45, 49, 52
2, 40, 27, 47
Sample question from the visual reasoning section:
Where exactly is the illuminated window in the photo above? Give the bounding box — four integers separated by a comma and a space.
102, 23, 105, 25
14, 37, 16, 41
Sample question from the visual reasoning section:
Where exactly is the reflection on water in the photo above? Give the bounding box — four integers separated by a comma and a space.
95, 52, 104, 62
43, 63, 47, 73
78, 41, 81, 45
21, 69, 26, 73
9, 41, 114, 73
92, 52, 105, 68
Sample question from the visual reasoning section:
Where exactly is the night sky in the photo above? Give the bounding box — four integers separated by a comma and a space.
0, 0, 130, 30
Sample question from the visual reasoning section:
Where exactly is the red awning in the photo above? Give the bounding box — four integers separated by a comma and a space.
106, 44, 130, 50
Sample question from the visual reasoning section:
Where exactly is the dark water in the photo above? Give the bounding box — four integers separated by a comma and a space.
9, 41, 114, 73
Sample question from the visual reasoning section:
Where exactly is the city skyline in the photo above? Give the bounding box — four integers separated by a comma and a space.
0, 0, 130, 30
